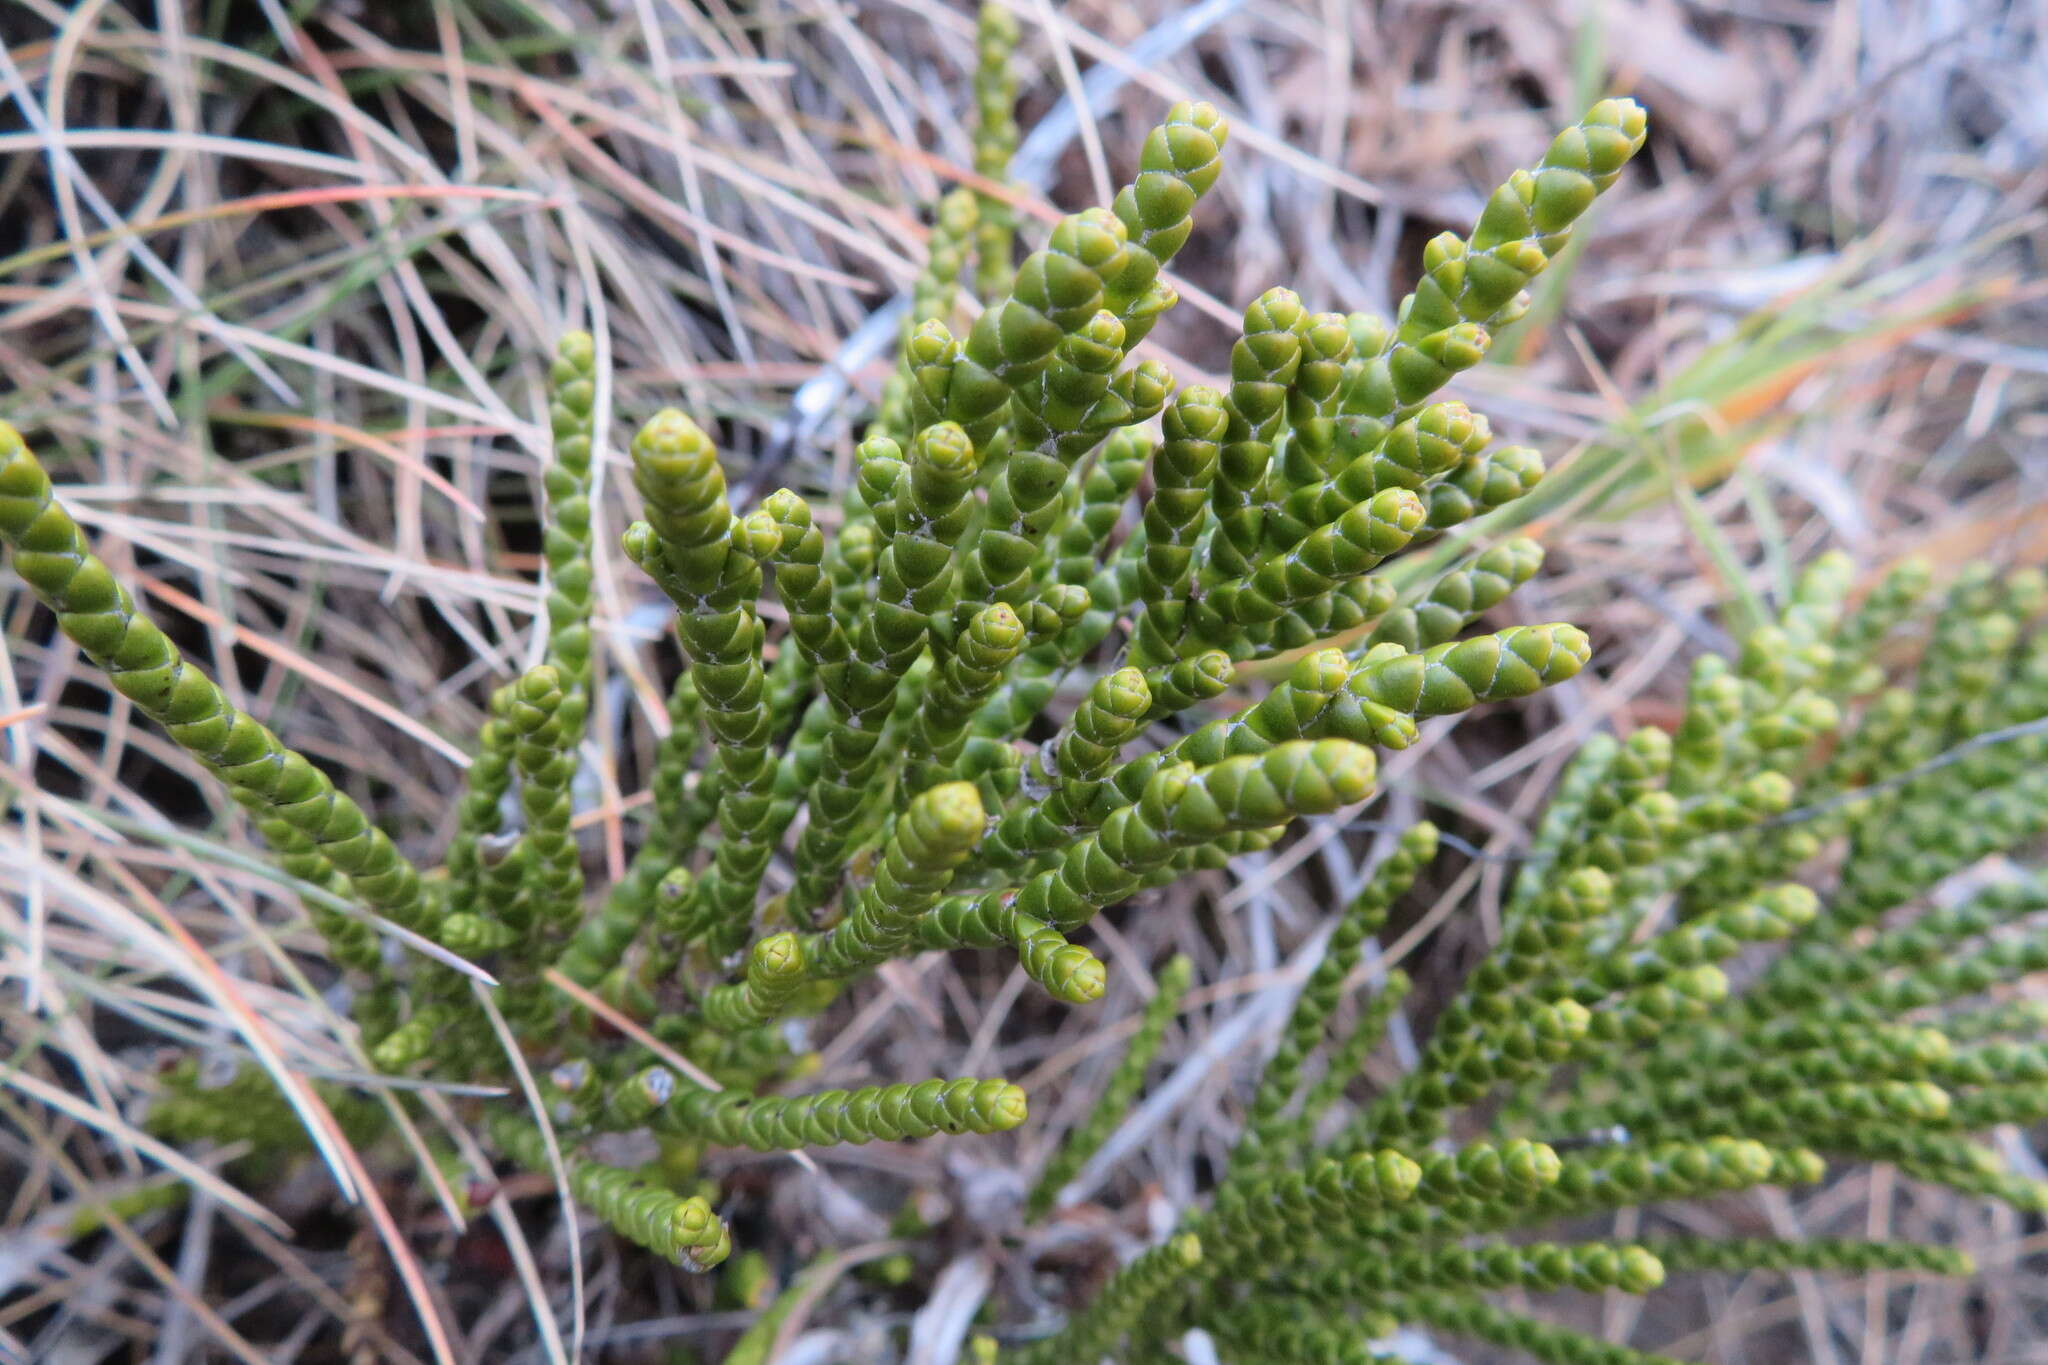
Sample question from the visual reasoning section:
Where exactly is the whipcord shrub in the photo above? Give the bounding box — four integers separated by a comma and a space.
5, 15, 2040, 1360
1014, 551, 2048, 1364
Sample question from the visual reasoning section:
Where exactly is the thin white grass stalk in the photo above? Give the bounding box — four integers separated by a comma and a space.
312, 21, 915, 273
0, 1084, 278, 1365
1060, 958, 1305, 1209
1028, 0, 1113, 205
439, 1123, 572, 1365
32, 796, 496, 985
428, 0, 477, 180
0, 42, 173, 424
0, 832, 364, 1202
357, 1066, 475, 1239
0, 646, 44, 1015
542, 968, 727, 1094
0, 131, 369, 201
18, 282, 547, 445
471, 980, 579, 1365
0, 1068, 288, 1235
152, 1190, 212, 1365
7, 811, 485, 1238
321, 1131, 464, 1364
0, 45, 297, 404
0, 181, 546, 280
628, 0, 757, 366
1004, 0, 1400, 210
905, 1252, 995, 1365
66, 504, 536, 613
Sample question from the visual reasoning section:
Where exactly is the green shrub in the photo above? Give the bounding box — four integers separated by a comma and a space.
1014, 552, 2048, 1364
6, 15, 2043, 1361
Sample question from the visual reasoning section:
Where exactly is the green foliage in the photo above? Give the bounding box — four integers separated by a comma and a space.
1027, 954, 1194, 1221
12, 42, 2027, 1365
970, 1, 1023, 301
1008, 550, 2048, 1364
651, 1075, 1028, 1150
0, 426, 433, 950
0, 79, 1651, 1338
1240, 821, 1438, 1165
491, 1112, 731, 1271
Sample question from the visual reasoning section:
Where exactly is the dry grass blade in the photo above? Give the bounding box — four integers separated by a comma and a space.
470, 981, 576, 1365
0, 1070, 286, 1238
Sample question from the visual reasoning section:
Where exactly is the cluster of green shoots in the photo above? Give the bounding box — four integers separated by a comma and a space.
8, 10, 2040, 1360
0, 7, 1650, 1295
1013, 552, 2048, 1364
